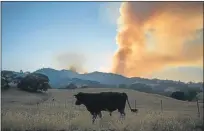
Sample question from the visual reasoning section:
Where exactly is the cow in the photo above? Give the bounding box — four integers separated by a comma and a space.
74, 92, 138, 123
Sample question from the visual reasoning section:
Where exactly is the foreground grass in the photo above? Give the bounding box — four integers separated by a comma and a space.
2, 108, 203, 131
1, 88, 203, 131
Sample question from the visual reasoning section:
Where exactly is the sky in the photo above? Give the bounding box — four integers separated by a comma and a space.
2, 2, 203, 82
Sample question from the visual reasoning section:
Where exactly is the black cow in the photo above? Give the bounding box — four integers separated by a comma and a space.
74, 92, 138, 123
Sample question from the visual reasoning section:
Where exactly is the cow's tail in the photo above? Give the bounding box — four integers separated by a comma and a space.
123, 93, 138, 113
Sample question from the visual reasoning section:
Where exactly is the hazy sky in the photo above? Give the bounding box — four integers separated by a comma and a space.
2, 2, 203, 82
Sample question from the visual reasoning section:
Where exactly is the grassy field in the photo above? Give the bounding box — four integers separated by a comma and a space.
1, 88, 203, 131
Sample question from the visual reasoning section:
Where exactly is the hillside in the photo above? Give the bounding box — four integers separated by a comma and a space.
34, 68, 133, 86
3, 68, 203, 100
33, 68, 203, 89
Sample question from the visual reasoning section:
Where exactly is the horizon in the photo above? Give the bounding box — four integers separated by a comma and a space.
3, 67, 203, 84
2, 2, 203, 83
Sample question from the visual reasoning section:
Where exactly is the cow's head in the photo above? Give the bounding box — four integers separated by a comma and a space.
74, 92, 84, 105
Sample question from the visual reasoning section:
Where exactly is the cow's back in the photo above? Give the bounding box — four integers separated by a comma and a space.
99, 92, 127, 111
81, 92, 127, 112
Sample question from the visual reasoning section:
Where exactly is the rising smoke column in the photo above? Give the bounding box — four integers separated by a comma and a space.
112, 2, 203, 77
55, 52, 87, 73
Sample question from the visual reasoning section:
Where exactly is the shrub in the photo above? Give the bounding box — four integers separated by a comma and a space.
129, 83, 153, 93
17, 73, 51, 92
171, 91, 185, 101
1, 77, 10, 90
1, 70, 17, 90
171, 90, 198, 101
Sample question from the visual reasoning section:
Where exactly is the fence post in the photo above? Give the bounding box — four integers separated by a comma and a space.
196, 98, 200, 118
160, 100, 163, 112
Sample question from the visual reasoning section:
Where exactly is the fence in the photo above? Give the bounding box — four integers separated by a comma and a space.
130, 99, 201, 118
196, 98, 200, 118
35, 97, 201, 118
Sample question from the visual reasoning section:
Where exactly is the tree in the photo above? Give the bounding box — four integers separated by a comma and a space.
39, 83, 51, 91
17, 73, 50, 92
81, 85, 88, 88
129, 83, 153, 93
45, 83, 52, 89
186, 89, 198, 101
20, 70, 23, 74
13, 76, 24, 84
1, 70, 17, 90
66, 83, 77, 89
1, 70, 17, 81
171, 89, 199, 101
1, 77, 9, 90
118, 84, 126, 88
171, 91, 185, 101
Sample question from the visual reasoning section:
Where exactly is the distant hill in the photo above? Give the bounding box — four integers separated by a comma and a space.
33, 68, 163, 86
34, 68, 133, 87
3, 68, 203, 94
78, 71, 135, 85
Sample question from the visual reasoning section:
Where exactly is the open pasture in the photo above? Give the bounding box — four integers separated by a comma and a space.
1, 88, 203, 131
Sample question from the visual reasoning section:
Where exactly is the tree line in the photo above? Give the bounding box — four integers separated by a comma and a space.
118, 83, 202, 102
1, 70, 51, 92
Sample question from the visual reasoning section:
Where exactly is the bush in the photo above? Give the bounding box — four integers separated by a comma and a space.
171, 91, 185, 100
17, 73, 51, 92
171, 90, 198, 101
81, 85, 88, 88
1, 70, 17, 90
66, 83, 77, 89
1, 77, 10, 90
129, 83, 153, 93
185, 90, 198, 101
118, 84, 127, 88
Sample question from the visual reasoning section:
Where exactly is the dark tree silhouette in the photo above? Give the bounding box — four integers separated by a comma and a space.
171, 91, 185, 100
186, 90, 198, 101
1, 77, 10, 90
66, 83, 77, 89
118, 84, 126, 88
13, 76, 24, 84
81, 85, 88, 88
129, 83, 153, 93
17, 73, 50, 92
1, 70, 17, 90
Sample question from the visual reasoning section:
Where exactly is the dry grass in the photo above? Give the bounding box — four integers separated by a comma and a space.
1, 88, 203, 131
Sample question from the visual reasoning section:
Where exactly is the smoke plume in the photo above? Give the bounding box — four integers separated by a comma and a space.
55, 53, 87, 73
112, 2, 203, 77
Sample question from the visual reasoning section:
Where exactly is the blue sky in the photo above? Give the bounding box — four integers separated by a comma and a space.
2, 2, 120, 72
2, 2, 203, 82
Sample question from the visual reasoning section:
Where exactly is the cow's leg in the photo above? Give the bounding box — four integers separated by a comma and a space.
92, 114, 97, 124
98, 112, 102, 118
121, 113, 125, 120
109, 112, 112, 116
118, 109, 126, 119
90, 112, 97, 124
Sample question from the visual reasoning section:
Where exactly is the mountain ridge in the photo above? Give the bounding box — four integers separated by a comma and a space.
3, 68, 203, 91
33, 68, 203, 87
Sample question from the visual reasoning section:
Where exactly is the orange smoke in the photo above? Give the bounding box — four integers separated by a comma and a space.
112, 2, 203, 77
